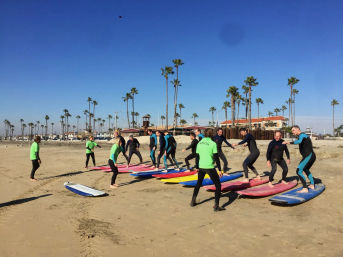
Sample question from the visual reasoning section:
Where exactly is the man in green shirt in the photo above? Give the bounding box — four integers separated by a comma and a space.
85, 136, 101, 168
191, 128, 225, 212
108, 138, 121, 188
30, 136, 41, 181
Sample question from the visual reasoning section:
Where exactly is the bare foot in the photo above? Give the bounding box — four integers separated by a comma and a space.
30, 178, 38, 181
308, 184, 315, 190
268, 182, 274, 188
255, 175, 261, 180
281, 180, 288, 184
298, 188, 308, 193
110, 184, 119, 189
242, 178, 249, 183
185, 170, 191, 173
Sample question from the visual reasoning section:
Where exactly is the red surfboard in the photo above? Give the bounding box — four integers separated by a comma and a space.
237, 180, 298, 197
152, 170, 198, 178
204, 178, 269, 192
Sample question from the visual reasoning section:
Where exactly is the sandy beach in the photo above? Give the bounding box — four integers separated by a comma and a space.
0, 136, 343, 257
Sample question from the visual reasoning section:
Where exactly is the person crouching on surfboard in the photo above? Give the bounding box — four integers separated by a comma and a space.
283, 125, 316, 193
30, 136, 41, 181
266, 131, 290, 187
85, 136, 101, 168
190, 128, 225, 212
182, 132, 199, 171
108, 138, 122, 189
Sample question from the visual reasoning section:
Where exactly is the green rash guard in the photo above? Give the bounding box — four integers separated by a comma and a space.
196, 137, 218, 169
86, 140, 98, 154
30, 142, 40, 160
109, 144, 120, 163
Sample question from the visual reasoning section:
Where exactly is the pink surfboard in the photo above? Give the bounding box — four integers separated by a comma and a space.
237, 180, 298, 197
204, 178, 269, 192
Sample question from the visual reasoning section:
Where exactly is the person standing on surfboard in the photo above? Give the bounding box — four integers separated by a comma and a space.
85, 136, 101, 168
30, 136, 41, 181
114, 130, 129, 162
194, 128, 204, 141
212, 128, 235, 172
232, 128, 261, 182
190, 128, 225, 212
148, 129, 157, 167
108, 138, 121, 188
155, 130, 166, 170
182, 132, 199, 170
283, 125, 316, 193
125, 135, 143, 166
164, 131, 179, 169
266, 131, 290, 187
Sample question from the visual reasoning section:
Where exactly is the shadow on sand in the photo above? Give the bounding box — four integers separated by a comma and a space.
0, 194, 52, 209
39, 170, 94, 180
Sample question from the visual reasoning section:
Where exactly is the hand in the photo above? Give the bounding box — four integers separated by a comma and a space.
267, 161, 271, 167
243, 144, 247, 147
38, 160, 42, 164
287, 159, 291, 165
282, 141, 289, 145
153, 147, 156, 151
182, 149, 185, 152
232, 143, 237, 147
115, 163, 118, 167
218, 171, 223, 178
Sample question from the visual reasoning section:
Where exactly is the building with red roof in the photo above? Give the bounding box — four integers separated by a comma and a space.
221, 116, 287, 130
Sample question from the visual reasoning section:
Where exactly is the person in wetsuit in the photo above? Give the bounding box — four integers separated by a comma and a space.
212, 128, 235, 171
195, 128, 204, 141
126, 135, 143, 165
266, 131, 290, 187
114, 130, 129, 162
108, 138, 121, 188
164, 131, 179, 169
182, 132, 199, 170
30, 136, 41, 181
283, 125, 316, 193
156, 130, 166, 169
232, 128, 261, 182
85, 136, 101, 168
190, 128, 225, 212
148, 129, 157, 167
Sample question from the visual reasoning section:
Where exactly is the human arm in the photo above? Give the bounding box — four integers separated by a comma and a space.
222, 136, 234, 149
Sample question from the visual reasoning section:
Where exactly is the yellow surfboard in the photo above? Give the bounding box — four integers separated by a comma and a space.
161, 174, 210, 183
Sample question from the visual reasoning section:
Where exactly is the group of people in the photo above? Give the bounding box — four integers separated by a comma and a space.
29, 125, 317, 210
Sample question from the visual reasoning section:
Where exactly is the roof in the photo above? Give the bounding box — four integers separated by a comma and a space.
121, 129, 140, 133
221, 116, 286, 125
184, 126, 208, 130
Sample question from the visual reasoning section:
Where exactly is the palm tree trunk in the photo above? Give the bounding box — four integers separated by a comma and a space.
126, 101, 130, 128
231, 96, 235, 127
245, 93, 248, 119
293, 93, 296, 126
166, 78, 168, 129
248, 86, 252, 130
225, 108, 227, 122
333, 105, 335, 136
290, 85, 293, 126
237, 103, 240, 120
257, 104, 260, 119
93, 105, 96, 134
132, 95, 135, 128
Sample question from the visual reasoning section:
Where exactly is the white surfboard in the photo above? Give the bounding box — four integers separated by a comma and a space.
64, 182, 107, 197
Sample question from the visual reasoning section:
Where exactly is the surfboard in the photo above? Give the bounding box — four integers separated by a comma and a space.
269, 183, 325, 205
237, 180, 297, 197
179, 172, 243, 187
152, 170, 198, 178
64, 182, 107, 197
160, 174, 210, 183
204, 178, 269, 191
130, 169, 184, 178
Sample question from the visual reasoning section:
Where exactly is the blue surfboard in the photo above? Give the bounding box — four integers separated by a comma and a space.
64, 182, 107, 197
179, 172, 243, 187
130, 168, 186, 178
269, 183, 325, 205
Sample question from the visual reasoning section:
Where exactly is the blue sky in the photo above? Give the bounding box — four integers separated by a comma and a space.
1, 0, 342, 134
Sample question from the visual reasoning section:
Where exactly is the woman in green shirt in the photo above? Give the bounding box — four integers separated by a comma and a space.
109, 138, 121, 188
85, 136, 101, 168
30, 136, 41, 181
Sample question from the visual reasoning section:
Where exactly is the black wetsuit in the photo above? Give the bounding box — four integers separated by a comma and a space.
266, 139, 290, 182
212, 134, 234, 171
126, 138, 143, 164
149, 133, 157, 166
31, 151, 40, 179
238, 133, 260, 178
185, 138, 199, 170
164, 134, 178, 168
156, 134, 166, 168
117, 135, 129, 162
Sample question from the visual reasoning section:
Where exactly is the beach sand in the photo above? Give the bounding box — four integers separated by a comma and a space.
0, 136, 342, 257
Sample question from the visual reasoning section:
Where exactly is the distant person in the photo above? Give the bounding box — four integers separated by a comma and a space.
114, 130, 129, 162
283, 125, 316, 193
266, 131, 290, 187
195, 128, 204, 141
126, 135, 143, 165
85, 136, 101, 168
182, 132, 199, 170
148, 129, 157, 167
190, 128, 224, 211
164, 131, 179, 169
232, 128, 261, 182
30, 136, 41, 181
108, 138, 121, 188
155, 130, 166, 169
212, 128, 235, 172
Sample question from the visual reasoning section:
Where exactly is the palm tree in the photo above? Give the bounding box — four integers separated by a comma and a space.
22, 123, 27, 138
20, 119, 24, 140
180, 119, 187, 125
172, 59, 184, 127
108, 114, 113, 131
178, 103, 185, 121
51, 122, 54, 135
72, 125, 76, 133
242, 85, 249, 119
122, 93, 132, 128
45, 115, 49, 138
40, 124, 44, 135
115, 114, 119, 129
10, 125, 15, 138
83, 110, 88, 131
255, 98, 264, 119
192, 113, 199, 125
134, 112, 139, 127
161, 66, 174, 129
28, 122, 34, 140
244, 76, 259, 130
268, 111, 273, 117
222, 101, 230, 122
92, 100, 98, 134
209, 106, 216, 126
66, 112, 71, 135
60, 116, 65, 139
281, 105, 287, 117
36, 121, 40, 135
63, 109, 69, 134
97, 117, 101, 132
161, 115, 166, 127
130, 88, 138, 126
331, 99, 339, 136
236, 94, 242, 120
226, 86, 239, 127
292, 88, 299, 125
288, 77, 299, 126
175, 113, 180, 126
87, 97, 93, 132
274, 108, 281, 116
75, 115, 81, 134
4, 120, 10, 138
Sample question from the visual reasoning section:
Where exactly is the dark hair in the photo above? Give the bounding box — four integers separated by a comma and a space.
292, 125, 300, 130
195, 128, 201, 133
190, 132, 196, 137
216, 128, 223, 132
204, 128, 214, 138
274, 130, 282, 135
129, 135, 133, 138
239, 128, 247, 132
34, 136, 41, 142
147, 129, 153, 133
